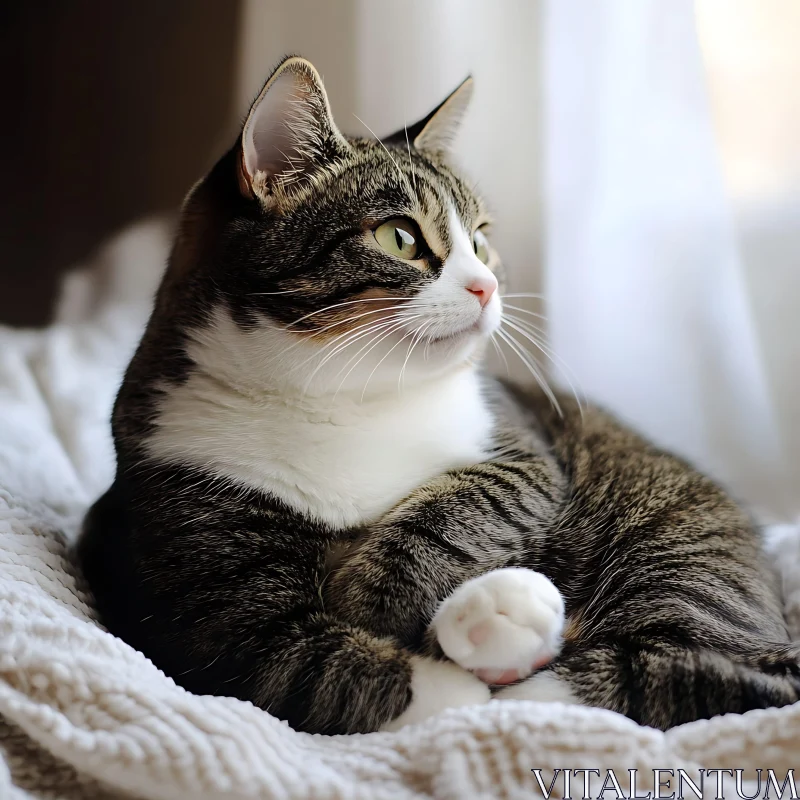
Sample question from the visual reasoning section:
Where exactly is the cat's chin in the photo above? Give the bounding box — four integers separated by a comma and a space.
425, 323, 482, 346
403, 332, 491, 382
421, 322, 495, 361
425, 308, 500, 342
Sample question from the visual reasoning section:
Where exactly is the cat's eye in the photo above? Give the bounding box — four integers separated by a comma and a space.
374, 219, 421, 260
473, 229, 490, 264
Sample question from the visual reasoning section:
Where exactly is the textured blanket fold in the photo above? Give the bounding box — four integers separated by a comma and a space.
1, 217, 799, 799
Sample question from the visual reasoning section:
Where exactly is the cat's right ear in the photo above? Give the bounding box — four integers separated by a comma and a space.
237, 56, 350, 206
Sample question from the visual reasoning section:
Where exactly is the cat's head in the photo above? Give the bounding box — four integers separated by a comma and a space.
171, 56, 503, 399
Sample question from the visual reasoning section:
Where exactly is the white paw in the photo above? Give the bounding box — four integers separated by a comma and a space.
433, 568, 565, 685
492, 670, 582, 704
380, 656, 490, 732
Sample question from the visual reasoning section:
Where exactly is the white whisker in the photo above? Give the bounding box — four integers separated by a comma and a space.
353, 113, 409, 190
285, 319, 400, 376
495, 327, 563, 416
299, 324, 390, 397
333, 318, 412, 399
288, 296, 416, 328
277, 305, 421, 362
398, 321, 432, 392
501, 304, 548, 323
404, 122, 417, 194
490, 333, 511, 377
331, 314, 419, 381
361, 329, 416, 402
300, 316, 405, 381
502, 314, 585, 412
500, 292, 546, 301
300, 304, 424, 339
248, 288, 306, 296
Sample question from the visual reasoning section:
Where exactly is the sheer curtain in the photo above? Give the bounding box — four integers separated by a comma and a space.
543, 0, 800, 521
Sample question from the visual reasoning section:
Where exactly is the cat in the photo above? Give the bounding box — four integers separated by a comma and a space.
77, 55, 800, 735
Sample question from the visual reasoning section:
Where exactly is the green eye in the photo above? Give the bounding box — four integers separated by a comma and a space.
374, 219, 420, 260
473, 229, 490, 264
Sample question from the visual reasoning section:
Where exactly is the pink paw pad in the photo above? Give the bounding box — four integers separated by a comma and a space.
473, 652, 555, 685
467, 621, 493, 646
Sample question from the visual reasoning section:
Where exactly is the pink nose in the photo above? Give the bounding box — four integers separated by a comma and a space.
466, 276, 497, 308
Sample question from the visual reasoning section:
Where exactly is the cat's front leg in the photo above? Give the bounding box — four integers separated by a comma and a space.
433, 567, 566, 684
325, 459, 562, 647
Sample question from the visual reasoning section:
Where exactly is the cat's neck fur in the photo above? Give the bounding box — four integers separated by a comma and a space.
144, 312, 495, 530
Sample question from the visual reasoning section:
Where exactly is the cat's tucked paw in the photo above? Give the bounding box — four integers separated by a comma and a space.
379, 656, 490, 731
433, 567, 565, 685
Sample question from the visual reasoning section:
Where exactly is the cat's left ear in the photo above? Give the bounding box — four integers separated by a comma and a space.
238, 56, 350, 205
384, 77, 474, 158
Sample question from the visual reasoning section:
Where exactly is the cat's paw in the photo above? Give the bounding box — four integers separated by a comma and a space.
379, 656, 490, 731
433, 567, 565, 685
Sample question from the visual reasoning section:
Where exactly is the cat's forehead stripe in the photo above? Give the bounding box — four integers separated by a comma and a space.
337, 139, 482, 238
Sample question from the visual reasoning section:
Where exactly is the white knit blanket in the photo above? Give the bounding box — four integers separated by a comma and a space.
2, 218, 800, 800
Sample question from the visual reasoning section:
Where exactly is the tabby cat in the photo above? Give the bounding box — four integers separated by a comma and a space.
77, 56, 800, 735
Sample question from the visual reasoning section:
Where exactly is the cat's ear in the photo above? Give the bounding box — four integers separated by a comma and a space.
238, 56, 349, 204
384, 77, 474, 158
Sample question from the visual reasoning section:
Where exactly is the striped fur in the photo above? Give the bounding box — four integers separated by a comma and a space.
77, 57, 799, 735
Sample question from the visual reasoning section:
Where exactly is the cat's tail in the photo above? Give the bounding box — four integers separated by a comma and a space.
501, 640, 800, 730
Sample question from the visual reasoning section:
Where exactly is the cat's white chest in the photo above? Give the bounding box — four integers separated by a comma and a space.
281, 372, 491, 526
146, 369, 493, 529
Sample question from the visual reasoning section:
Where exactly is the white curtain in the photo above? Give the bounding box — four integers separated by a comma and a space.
544, 0, 800, 521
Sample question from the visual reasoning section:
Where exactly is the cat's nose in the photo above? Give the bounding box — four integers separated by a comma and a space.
466, 275, 497, 308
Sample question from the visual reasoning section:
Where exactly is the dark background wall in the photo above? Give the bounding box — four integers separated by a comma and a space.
0, 1, 241, 325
